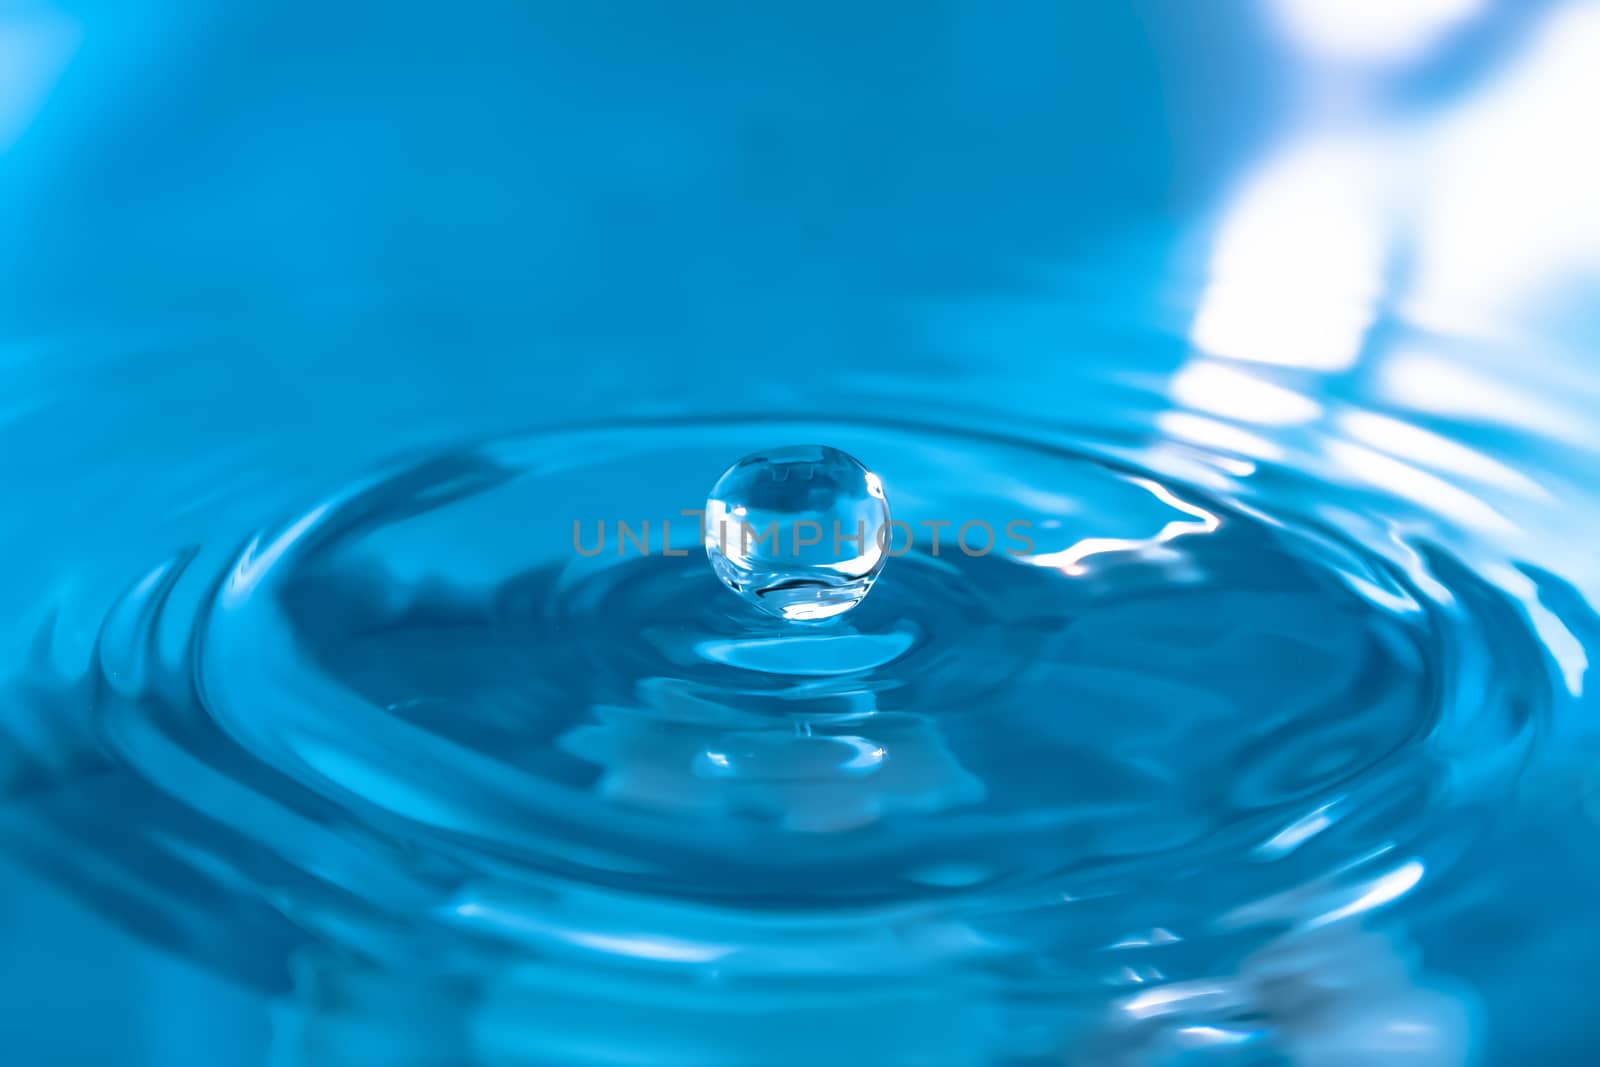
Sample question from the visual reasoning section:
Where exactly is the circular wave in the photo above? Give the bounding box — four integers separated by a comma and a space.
2, 415, 1555, 1062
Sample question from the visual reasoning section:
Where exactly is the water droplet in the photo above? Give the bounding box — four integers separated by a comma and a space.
704, 445, 890, 622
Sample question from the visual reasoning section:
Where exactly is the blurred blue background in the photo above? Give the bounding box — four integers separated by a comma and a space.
4, 0, 1600, 1063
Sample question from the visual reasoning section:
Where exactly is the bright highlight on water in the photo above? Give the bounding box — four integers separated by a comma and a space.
10, 0, 1600, 1059
704, 445, 890, 622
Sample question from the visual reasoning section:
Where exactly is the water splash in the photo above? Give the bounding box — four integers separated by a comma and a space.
2, 411, 1570, 1063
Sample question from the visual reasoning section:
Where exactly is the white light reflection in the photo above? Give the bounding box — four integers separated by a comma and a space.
1256, 801, 1339, 860
1120, 982, 1235, 1021
1190, 139, 1386, 372
1108, 928, 1182, 950
1409, 4, 1600, 341
1482, 561, 1587, 697
0, 8, 78, 153
1325, 440, 1515, 537
1268, 0, 1484, 64
222, 503, 333, 607
1311, 859, 1424, 928
1106, 920, 1472, 1065
1222, 853, 1426, 930
1338, 410, 1550, 501
1179, 0, 1600, 624
1170, 360, 1323, 426
1379, 351, 1600, 449
1234, 1, 1600, 370
1116, 965, 1160, 985
450, 901, 735, 964
1026, 478, 1220, 576
1176, 1025, 1256, 1048
1156, 412, 1285, 463
1099, 912, 1480, 1064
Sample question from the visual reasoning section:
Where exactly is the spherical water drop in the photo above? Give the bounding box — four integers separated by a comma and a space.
704, 445, 890, 622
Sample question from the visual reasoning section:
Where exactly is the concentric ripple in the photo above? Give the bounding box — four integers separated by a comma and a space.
0, 417, 1555, 1063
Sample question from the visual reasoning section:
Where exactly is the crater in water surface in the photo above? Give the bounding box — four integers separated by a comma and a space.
1, 416, 1555, 1063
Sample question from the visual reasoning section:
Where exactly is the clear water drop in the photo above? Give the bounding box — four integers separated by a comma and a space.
704, 445, 890, 622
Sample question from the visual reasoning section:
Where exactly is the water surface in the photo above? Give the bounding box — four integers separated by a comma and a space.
3, 2, 1600, 1064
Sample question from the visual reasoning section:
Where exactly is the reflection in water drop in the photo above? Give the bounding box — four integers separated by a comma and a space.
704, 445, 890, 622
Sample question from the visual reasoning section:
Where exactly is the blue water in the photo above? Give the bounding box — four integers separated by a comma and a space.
4, 2, 1600, 1064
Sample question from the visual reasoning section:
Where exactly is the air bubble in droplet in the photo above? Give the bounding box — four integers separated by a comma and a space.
704, 445, 890, 622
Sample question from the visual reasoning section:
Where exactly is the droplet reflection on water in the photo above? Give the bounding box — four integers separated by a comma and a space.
704, 445, 890, 622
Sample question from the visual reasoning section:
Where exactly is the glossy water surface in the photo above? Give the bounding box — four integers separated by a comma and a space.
3, 2, 1600, 1065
